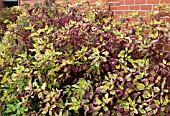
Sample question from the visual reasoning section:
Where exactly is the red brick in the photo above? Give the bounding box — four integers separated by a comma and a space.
114, 2, 120, 6
109, 3, 116, 7
120, 0, 124, 4
125, 0, 134, 4
129, 5, 140, 10
118, 6, 129, 10
101, 0, 108, 2
89, 0, 98, 3
108, 2, 120, 7
110, 6, 119, 10
114, 15, 118, 18
141, 5, 153, 10
129, 18, 138, 22
135, 0, 146, 4
110, 0, 118, 2
147, 0, 160, 4
124, 11, 134, 15
115, 11, 123, 15
143, 17, 150, 22
161, 0, 170, 3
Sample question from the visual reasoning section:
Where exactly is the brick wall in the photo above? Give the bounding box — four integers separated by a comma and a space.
108, 0, 170, 20
0, 1, 5, 8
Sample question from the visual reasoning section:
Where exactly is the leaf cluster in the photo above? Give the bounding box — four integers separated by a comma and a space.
0, 6, 22, 41
0, 1, 170, 115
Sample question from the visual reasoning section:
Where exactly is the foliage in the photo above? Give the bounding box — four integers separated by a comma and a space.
0, 1, 170, 115
0, 6, 22, 41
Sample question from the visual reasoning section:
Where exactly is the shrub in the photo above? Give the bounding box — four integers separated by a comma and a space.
0, 6, 22, 41
0, 1, 170, 115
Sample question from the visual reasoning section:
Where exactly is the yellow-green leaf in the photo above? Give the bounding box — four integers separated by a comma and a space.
137, 83, 145, 90
154, 87, 160, 93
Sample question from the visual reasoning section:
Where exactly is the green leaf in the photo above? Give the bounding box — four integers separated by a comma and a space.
49, 110, 53, 116
126, 88, 132, 93
42, 107, 49, 114
100, 56, 107, 62
3, 19, 10, 24
102, 51, 109, 57
110, 90, 116, 95
71, 97, 77, 102
153, 108, 158, 114
128, 58, 134, 63
125, 47, 128, 52
163, 59, 167, 64
147, 84, 154, 89
137, 83, 145, 90
161, 78, 166, 89
118, 100, 129, 110
118, 50, 125, 58
159, 19, 164, 24
103, 97, 112, 104
117, 76, 124, 81
155, 76, 161, 83
155, 30, 159, 37
163, 95, 169, 105
143, 90, 151, 98
69, 105, 79, 111
154, 87, 160, 93
145, 81, 149, 86
43, 97, 51, 103
128, 97, 132, 104
92, 48, 100, 55
100, 36, 103, 41
103, 106, 108, 111
115, 64, 120, 69
113, 30, 120, 35
138, 35, 143, 40
155, 100, 160, 105
145, 106, 152, 112
134, 108, 138, 114
164, 89, 169, 93
55, 52, 62, 55
93, 106, 101, 112
83, 56, 87, 61
95, 98, 102, 105
139, 107, 146, 114
72, 84, 80, 89
137, 96, 141, 103
41, 82, 47, 90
